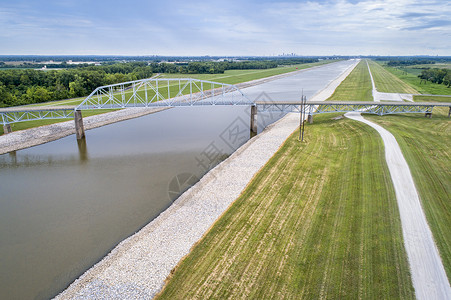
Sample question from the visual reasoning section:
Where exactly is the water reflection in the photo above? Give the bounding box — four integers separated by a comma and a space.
8, 150, 17, 164
77, 137, 89, 163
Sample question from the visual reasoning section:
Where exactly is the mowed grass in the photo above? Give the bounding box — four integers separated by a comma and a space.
366, 108, 451, 280
156, 114, 414, 299
413, 95, 451, 103
368, 61, 418, 94
376, 63, 451, 96
327, 60, 373, 101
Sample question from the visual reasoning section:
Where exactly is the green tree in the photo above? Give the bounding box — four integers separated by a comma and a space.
69, 75, 87, 97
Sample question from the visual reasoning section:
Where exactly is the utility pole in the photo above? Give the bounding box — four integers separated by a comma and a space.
300, 92, 306, 141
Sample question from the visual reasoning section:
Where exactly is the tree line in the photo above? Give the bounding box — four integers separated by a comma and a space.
0, 63, 154, 107
418, 68, 451, 87
0, 59, 318, 107
386, 59, 436, 66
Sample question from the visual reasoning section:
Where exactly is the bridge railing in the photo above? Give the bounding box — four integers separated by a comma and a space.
0, 106, 75, 125
75, 78, 253, 110
255, 101, 448, 116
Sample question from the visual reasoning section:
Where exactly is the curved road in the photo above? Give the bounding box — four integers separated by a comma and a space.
345, 112, 451, 300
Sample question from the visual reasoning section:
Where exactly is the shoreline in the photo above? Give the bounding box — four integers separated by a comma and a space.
54, 60, 359, 299
55, 112, 302, 299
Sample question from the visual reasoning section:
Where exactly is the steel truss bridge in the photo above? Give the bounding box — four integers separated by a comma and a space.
1, 78, 450, 136
76, 78, 253, 109
0, 106, 76, 126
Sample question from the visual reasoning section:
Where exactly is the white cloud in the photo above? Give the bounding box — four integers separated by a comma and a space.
0, 0, 450, 55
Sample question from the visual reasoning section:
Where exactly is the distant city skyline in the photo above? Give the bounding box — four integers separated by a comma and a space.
0, 0, 450, 56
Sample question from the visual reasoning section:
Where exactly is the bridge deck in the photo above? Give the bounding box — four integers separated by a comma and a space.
0, 106, 76, 113
255, 101, 451, 106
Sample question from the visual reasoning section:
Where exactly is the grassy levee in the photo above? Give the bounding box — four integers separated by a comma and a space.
373, 62, 451, 96
367, 61, 418, 94
156, 114, 414, 299
1, 61, 335, 136
327, 60, 373, 101
366, 108, 451, 280
413, 95, 451, 103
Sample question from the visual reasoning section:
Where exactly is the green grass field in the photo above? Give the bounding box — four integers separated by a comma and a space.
326, 60, 373, 101
1, 61, 333, 136
413, 95, 451, 103
156, 114, 414, 299
366, 108, 451, 279
375, 63, 451, 96
367, 61, 418, 94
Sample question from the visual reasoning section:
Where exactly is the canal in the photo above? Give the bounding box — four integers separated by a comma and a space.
0, 60, 355, 299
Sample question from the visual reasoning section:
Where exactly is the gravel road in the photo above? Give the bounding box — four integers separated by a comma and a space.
366, 60, 414, 102
345, 112, 451, 300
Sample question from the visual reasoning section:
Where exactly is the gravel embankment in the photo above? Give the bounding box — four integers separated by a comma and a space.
345, 112, 451, 300
55, 112, 301, 299
54, 61, 359, 299
0, 108, 169, 155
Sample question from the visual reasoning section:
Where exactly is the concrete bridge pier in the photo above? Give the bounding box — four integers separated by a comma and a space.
425, 112, 432, 118
250, 105, 258, 133
74, 110, 85, 140
307, 114, 313, 124
3, 123, 12, 134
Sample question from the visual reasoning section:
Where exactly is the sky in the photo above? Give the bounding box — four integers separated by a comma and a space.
0, 0, 450, 56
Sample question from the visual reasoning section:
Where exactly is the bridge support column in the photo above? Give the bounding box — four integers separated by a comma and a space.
307, 114, 313, 124
448, 107, 451, 118
74, 110, 85, 140
250, 105, 257, 133
3, 123, 12, 134
425, 112, 432, 118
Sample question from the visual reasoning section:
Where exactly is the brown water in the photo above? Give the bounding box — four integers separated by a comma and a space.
0, 60, 356, 300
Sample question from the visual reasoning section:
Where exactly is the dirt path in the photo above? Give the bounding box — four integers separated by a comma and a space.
366, 60, 414, 102
345, 112, 451, 300
366, 60, 378, 102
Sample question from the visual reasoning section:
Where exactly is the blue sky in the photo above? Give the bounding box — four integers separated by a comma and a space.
0, 0, 450, 56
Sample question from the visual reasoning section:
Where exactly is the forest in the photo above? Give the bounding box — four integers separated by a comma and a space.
418, 68, 451, 87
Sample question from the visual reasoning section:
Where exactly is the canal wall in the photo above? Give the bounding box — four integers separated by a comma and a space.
54, 60, 359, 299
55, 112, 302, 300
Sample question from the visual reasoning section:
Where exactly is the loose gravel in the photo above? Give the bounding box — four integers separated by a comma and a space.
55, 112, 301, 300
